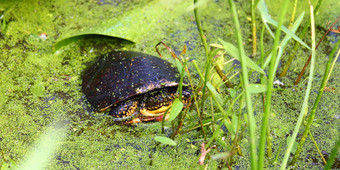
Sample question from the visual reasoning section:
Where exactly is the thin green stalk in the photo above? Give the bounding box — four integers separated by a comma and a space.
192, 60, 208, 141
279, 0, 323, 77
228, 0, 257, 169
194, 0, 209, 57
325, 48, 340, 83
325, 138, 340, 170
259, 24, 272, 160
260, 25, 273, 158
251, 0, 257, 55
194, 60, 245, 150
193, 0, 210, 139
289, 38, 340, 166
281, 3, 316, 169
258, 0, 289, 169
260, 26, 265, 99
177, 58, 187, 126
210, 97, 215, 132
200, 56, 211, 133
192, 61, 230, 122
273, 136, 284, 164
288, 0, 298, 28
266, 126, 272, 157
161, 109, 169, 134
178, 59, 187, 101
309, 131, 327, 164
199, 47, 211, 130
260, 26, 265, 70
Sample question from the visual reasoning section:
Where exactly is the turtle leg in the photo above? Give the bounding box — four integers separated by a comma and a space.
181, 87, 192, 105
109, 99, 139, 122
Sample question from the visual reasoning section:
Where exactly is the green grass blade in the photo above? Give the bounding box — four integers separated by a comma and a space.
218, 38, 265, 74
280, 3, 316, 169
154, 136, 177, 146
278, 0, 323, 77
290, 37, 340, 166
256, 0, 274, 38
263, 12, 305, 68
206, 82, 223, 105
167, 98, 184, 122
193, 0, 209, 57
258, 0, 289, 168
257, 0, 310, 50
266, 18, 310, 50
228, 0, 257, 169
19, 123, 67, 170
325, 139, 340, 170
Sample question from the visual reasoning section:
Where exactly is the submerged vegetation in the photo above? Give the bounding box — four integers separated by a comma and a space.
0, 0, 339, 169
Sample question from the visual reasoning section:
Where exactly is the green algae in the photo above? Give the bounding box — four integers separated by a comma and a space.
0, 0, 339, 169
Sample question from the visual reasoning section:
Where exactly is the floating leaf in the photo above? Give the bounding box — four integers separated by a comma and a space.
248, 84, 267, 93
287, 136, 298, 153
167, 98, 183, 122
211, 152, 231, 160
54, 0, 191, 51
154, 136, 176, 146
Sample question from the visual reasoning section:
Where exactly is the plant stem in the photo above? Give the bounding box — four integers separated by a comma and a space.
289, 39, 340, 165
228, 0, 257, 169
278, 0, 323, 78
273, 136, 284, 164
212, 62, 234, 88
281, 3, 316, 169
258, 0, 289, 169
192, 60, 207, 141
193, 0, 210, 142
251, 0, 257, 55
309, 131, 327, 164
325, 138, 340, 170
194, 0, 209, 57
294, 16, 340, 85
288, 0, 298, 28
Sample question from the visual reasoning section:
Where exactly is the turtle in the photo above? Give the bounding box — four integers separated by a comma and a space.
82, 51, 191, 124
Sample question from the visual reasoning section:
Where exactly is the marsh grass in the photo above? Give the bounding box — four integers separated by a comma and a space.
152, 0, 339, 168
186, 0, 339, 169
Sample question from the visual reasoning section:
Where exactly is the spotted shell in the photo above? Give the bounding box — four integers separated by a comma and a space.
82, 51, 183, 111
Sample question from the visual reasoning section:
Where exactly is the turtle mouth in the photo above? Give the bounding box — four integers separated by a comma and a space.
140, 104, 172, 117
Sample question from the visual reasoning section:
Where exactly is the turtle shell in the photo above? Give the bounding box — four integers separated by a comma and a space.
82, 51, 183, 111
